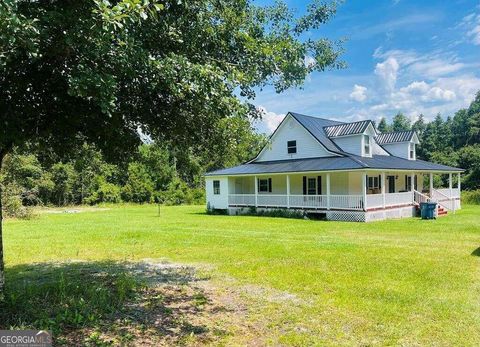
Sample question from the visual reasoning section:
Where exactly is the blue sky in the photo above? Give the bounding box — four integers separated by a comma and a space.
253, 0, 480, 133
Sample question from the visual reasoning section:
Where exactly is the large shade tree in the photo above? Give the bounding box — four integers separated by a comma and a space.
0, 0, 344, 295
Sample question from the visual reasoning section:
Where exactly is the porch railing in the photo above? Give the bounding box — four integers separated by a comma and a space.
414, 190, 430, 204
228, 194, 255, 206
228, 192, 417, 211
434, 188, 460, 198
431, 189, 456, 211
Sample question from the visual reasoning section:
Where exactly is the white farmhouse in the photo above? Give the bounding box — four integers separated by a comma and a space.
205, 112, 463, 222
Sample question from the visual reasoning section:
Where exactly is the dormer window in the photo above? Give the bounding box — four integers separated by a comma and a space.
409, 143, 415, 159
364, 135, 371, 156
287, 140, 297, 154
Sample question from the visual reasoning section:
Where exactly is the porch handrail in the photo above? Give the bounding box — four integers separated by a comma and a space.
431, 188, 455, 212
435, 187, 460, 198
413, 190, 430, 205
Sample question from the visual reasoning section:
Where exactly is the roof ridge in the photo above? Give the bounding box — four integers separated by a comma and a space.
378, 129, 413, 134
324, 119, 372, 128
289, 112, 345, 124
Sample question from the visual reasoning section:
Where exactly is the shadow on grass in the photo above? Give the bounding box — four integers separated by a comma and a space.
0, 261, 230, 346
471, 247, 480, 257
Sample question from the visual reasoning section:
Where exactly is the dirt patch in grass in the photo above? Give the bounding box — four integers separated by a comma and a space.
1, 261, 263, 346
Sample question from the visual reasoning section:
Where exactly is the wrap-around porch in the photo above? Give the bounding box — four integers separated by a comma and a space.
228, 171, 461, 212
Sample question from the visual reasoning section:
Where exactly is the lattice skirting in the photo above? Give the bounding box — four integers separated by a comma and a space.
326, 211, 366, 222
229, 206, 417, 222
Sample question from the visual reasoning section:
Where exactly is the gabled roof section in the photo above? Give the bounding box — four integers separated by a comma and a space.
288, 112, 344, 153
324, 120, 374, 138
376, 130, 416, 144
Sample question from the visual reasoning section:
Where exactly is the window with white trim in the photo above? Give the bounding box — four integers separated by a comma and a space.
409, 143, 415, 159
287, 140, 297, 154
364, 135, 371, 156
258, 179, 270, 192
213, 180, 220, 195
367, 176, 379, 189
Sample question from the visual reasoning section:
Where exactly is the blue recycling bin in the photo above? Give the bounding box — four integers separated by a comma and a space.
420, 202, 437, 219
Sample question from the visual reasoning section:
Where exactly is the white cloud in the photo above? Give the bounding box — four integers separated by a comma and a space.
374, 57, 399, 92
349, 84, 368, 102
399, 81, 456, 102
409, 60, 466, 78
400, 81, 429, 93
468, 24, 480, 45
374, 47, 472, 79
255, 106, 285, 134
424, 87, 456, 102
458, 12, 480, 45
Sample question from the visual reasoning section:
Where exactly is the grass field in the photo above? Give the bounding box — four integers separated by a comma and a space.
2, 204, 480, 346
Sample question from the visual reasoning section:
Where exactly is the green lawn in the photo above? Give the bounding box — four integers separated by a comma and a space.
3, 205, 480, 346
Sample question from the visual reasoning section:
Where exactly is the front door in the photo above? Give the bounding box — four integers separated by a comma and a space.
387, 176, 395, 193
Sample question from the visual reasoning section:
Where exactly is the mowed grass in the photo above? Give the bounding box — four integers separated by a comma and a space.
4, 204, 480, 346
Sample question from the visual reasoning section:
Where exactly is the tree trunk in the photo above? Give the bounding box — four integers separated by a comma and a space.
0, 148, 6, 299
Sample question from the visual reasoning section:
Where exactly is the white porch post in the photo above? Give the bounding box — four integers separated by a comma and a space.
381, 172, 386, 208
449, 173, 455, 213
449, 173, 453, 197
286, 175, 290, 209
254, 175, 258, 207
362, 172, 367, 211
458, 172, 461, 197
429, 173, 433, 197
326, 173, 331, 210
411, 173, 415, 204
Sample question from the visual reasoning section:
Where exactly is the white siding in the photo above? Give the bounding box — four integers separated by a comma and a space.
348, 171, 363, 194
331, 172, 349, 194
232, 177, 255, 194
205, 177, 229, 209
382, 142, 410, 159
332, 135, 363, 156
256, 114, 334, 162
372, 141, 390, 156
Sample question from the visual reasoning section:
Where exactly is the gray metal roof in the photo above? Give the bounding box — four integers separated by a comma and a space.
376, 131, 415, 144
324, 120, 373, 137
205, 155, 463, 176
289, 113, 344, 153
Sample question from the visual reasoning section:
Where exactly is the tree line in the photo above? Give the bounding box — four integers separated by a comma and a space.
0, 117, 266, 217
377, 92, 480, 191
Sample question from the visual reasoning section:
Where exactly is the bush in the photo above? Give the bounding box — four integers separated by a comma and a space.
85, 181, 122, 205
462, 190, 480, 204
2, 190, 34, 219
244, 207, 305, 219
160, 177, 204, 205
121, 162, 155, 203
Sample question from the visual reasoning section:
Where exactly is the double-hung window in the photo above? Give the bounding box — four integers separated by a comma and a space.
364, 135, 371, 156
213, 180, 220, 195
258, 178, 272, 193
409, 143, 415, 159
367, 176, 379, 190
287, 140, 297, 154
